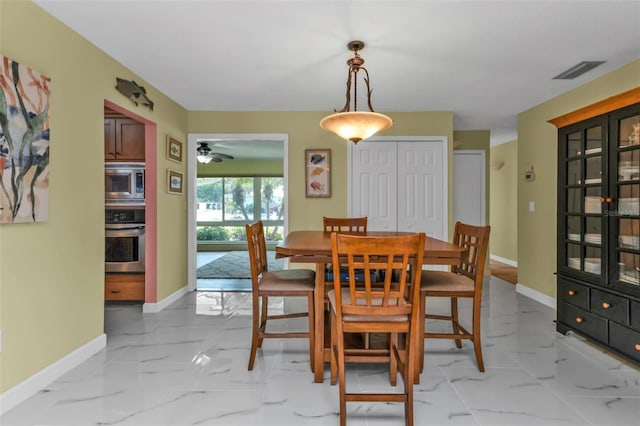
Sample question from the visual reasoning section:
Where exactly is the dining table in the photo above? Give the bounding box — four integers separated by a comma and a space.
275, 230, 468, 383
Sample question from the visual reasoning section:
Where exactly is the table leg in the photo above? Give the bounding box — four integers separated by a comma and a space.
313, 263, 326, 383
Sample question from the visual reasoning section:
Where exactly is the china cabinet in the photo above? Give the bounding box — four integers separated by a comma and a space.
554, 94, 640, 364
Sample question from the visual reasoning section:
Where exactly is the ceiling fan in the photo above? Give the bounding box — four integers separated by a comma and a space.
196, 141, 234, 164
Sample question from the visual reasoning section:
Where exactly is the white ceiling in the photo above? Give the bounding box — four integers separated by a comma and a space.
35, 0, 640, 149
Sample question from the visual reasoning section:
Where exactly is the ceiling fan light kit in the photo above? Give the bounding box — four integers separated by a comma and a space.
320, 40, 393, 144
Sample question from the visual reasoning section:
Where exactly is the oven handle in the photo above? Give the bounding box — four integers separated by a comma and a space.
105, 226, 145, 237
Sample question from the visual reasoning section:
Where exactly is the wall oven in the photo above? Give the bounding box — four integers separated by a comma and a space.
105, 209, 145, 273
105, 162, 145, 206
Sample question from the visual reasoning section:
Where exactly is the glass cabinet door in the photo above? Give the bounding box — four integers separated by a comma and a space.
561, 121, 605, 278
613, 109, 640, 287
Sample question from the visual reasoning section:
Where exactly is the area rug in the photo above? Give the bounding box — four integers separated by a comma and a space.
197, 250, 284, 279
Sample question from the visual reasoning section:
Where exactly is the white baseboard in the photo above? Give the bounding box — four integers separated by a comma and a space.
143, 284, 189, 313
516, 283, 556, 309
0, 333, 106, 415
490, 254, 518, 267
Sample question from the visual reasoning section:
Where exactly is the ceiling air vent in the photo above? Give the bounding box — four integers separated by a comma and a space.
553, 61, 606, 80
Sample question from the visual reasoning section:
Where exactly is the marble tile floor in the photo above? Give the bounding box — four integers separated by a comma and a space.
2, 277, 640, 426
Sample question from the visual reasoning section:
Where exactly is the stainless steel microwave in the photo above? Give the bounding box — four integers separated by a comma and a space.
105, 163, 145, 205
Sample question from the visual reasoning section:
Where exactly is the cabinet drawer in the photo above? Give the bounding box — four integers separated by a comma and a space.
558, 279, 589, 310
105, 274, 144, 301
590, 289, 629, 324
609, 322, 640, 363
631, 301, 640, 331
558, 302, 608, 343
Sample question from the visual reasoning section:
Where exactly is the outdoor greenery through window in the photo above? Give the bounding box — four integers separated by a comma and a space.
196, 177, 284, 244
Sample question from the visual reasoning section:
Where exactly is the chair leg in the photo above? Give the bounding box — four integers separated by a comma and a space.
404, 331, 414, 426
450, 297, 462, 348
307, 293, 315, 373
418, 293, 426, 376
248, 292, 261, 370
389, 332, 398, 386
337, 321, 347, 426
472, 295, 485, 372
330, 310, 338, 385
258, 295, 268, 348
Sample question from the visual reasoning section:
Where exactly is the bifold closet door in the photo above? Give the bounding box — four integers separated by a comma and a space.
350, 139, 446, 241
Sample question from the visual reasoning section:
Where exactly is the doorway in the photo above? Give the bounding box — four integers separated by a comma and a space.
453, 150, 486, 226
186, 134, 288, 292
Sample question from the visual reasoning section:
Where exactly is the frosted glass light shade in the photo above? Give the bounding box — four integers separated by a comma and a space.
197, 155, 212, 164
320, 111, 393, 143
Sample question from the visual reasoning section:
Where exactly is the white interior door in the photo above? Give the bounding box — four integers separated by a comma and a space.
453, 150, 485, 226
349, 137, 447, 240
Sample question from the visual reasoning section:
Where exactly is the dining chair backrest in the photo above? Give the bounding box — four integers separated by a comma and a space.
323, 216, 367, 233
246, 221, 268, 287
451, 221, 490, 283
330, 232, 425, 318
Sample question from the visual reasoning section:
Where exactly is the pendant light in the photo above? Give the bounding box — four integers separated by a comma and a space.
320, 41, 392, 143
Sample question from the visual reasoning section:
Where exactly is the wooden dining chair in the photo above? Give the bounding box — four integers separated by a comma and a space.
323, 216, 376, 348
418, 221, 491, 373
245, 221, 316, 371
323, 216, 368, 233
328, 232, 425, 426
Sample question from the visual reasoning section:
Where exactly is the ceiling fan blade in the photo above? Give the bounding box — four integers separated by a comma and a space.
211, 152, 234, 160
209, 156, 224, 163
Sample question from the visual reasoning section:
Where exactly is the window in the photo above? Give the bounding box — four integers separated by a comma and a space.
196, 177, 284, 244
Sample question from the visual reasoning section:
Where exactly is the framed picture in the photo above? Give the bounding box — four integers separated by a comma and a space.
305, 149, 331, 198
167, 169, 184, 195
166, 135, 183, 163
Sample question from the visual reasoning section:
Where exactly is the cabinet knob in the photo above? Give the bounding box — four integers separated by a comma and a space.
575, 317, 584, 323
568, 290, 575, 296
606, 197, 613, 203
602, 302, 610, 309
600, 197, 605, 203
635, 344, 640, 351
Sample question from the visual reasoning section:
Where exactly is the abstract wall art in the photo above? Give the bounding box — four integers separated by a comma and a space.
0, 55, 51, 223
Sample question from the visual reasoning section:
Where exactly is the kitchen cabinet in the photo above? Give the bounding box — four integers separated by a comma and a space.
105, 273, 144, 301
553, 96, 640, 364
104, 118, 145, 161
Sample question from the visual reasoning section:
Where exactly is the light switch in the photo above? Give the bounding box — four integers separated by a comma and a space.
529, 201, 535, 212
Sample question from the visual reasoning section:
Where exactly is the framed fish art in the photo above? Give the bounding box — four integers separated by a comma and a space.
305, 149, 331, 198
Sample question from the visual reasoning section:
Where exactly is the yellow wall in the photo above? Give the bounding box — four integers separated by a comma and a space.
188, 111, 454, 232
490, 140, 518, 261
0, 1, 188, 393
517, 60, 640, 297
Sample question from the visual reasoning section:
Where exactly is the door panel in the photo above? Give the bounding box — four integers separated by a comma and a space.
351, 142, 397, 230
398, 141, 445, 239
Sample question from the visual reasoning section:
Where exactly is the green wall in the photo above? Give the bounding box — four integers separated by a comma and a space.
0, 1, 188, 394
490, 140, 518, 261
198, 160, 283, 176
518, 61, 640, 298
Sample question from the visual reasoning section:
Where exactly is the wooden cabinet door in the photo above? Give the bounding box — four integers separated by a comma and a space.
104, 118, 117, 160
116, 119, 145, 161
